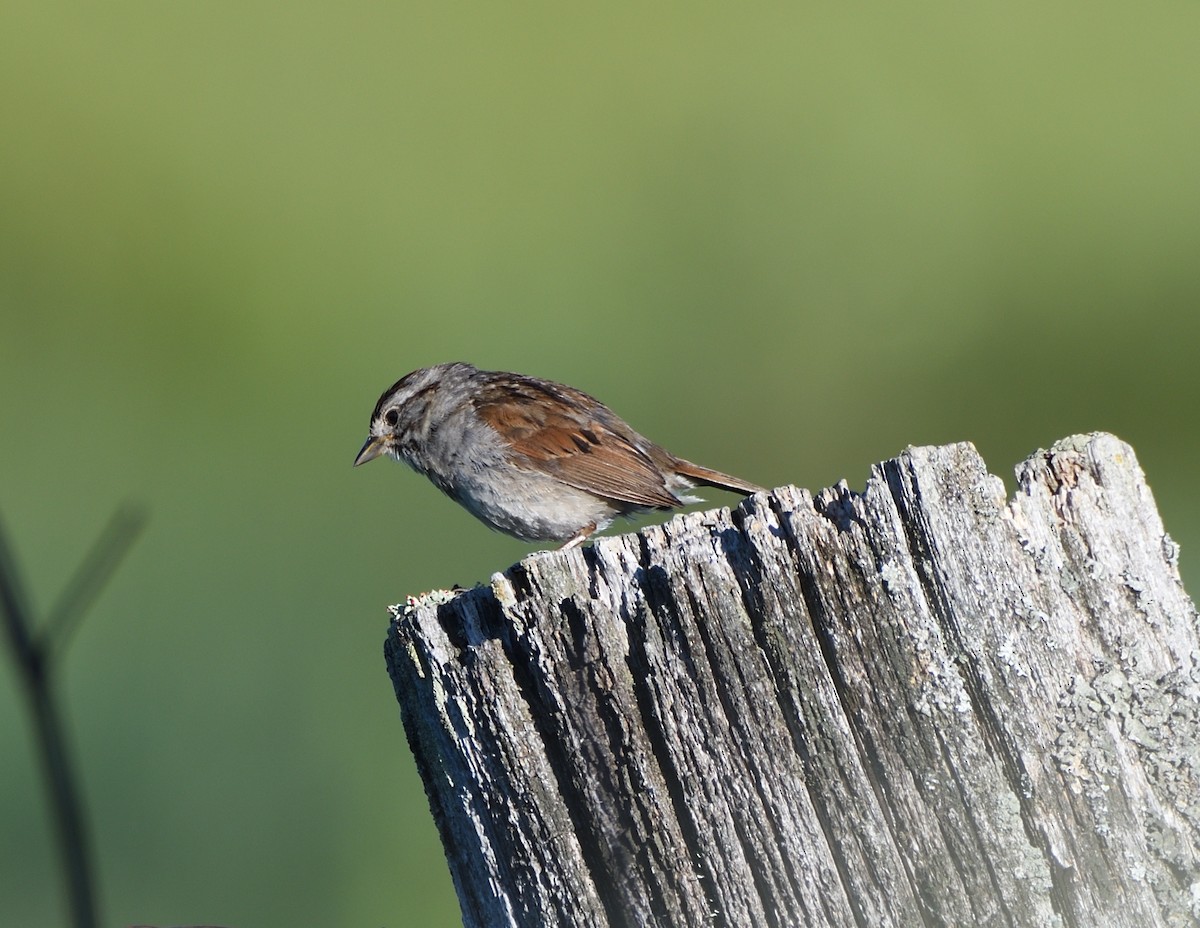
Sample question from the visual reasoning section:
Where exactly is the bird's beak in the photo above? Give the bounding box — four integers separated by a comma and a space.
354, 436, 385, 467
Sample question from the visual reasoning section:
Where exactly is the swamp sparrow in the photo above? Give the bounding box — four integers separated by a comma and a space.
354, 362, 764, 549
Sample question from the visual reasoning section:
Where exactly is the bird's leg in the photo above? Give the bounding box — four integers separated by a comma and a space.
557, 522, 597, 551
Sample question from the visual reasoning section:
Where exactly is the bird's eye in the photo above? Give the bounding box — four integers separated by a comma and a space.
384, 408, 400, 427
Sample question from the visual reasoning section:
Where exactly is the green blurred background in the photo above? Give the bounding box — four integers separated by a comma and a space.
2, 2, 1198, 925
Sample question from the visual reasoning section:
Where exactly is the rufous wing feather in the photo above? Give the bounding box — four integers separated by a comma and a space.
472, 376, 683, 509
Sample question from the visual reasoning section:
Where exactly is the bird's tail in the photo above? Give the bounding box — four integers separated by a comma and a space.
673, 459, 765, 496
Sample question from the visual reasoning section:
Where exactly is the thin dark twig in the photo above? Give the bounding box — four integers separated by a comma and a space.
23, 666, 98, 928
41, 504, 148, 659
0, 514, 38, 673
0, 516, 99, 928
0, 508, 144, 928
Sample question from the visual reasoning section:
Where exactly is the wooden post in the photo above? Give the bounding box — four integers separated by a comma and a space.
384, 433, 1200, 928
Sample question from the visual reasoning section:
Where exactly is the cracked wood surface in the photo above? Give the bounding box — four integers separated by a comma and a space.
384, 432, 1200, 928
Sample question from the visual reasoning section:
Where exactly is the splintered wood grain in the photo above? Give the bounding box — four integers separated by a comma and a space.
384, 433, 1200, 928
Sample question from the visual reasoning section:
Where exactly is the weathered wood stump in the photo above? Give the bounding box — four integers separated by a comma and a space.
384, 433, 1199, 928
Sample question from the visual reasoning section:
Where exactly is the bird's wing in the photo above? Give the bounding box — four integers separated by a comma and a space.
471, 375, 682, 509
